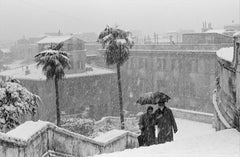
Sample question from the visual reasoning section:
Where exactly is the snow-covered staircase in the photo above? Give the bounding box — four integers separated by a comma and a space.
92, 129, 240, 157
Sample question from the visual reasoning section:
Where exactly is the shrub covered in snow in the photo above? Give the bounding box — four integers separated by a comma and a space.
0, 78, 40, 132
61, 118, 94, 137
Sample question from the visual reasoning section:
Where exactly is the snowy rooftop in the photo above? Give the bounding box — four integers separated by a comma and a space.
0, 64, 115, 81
94, 128, 240, 157
205, 29, 226, 34
216, 47, 233, 62
37, 35, 73, 44
3, 60, 28, 69
0, 48, 11, 53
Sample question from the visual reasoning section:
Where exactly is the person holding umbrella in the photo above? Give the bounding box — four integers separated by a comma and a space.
154, 95, 178, 144
138, 106, 156, 146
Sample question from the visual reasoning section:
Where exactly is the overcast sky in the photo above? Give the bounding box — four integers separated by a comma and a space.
0, 0, 239, 40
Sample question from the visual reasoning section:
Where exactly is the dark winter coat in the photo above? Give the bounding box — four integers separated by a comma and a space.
154, 106, 178, 144
138, 113, 156, 146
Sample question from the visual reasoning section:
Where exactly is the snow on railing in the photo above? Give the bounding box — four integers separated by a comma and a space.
0, 120, 138, 157
216, 47, 234, 62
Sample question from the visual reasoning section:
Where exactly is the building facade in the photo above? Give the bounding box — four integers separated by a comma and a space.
38, 36, 87, 73
120, 49, 217, 114
182, 33, 232, 44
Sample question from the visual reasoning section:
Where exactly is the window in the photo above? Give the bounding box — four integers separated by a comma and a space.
144, 58, 148, 69
162, 59, 166, 70
192, 59, 198, 73
157, 58, 162, 70
68, 44, 73, 51
130, 58, 134, 69
190, 82, 196, 97
138, 58, 144, 69
157, 58, 166, 71
171, 59, 176, 71
77, 61, 81, 69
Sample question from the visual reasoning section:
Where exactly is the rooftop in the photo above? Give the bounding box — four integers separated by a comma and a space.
0, 48, 11, 53
205, 29, 226, 34
37, 35, 78, 44
0, 64, 115, 81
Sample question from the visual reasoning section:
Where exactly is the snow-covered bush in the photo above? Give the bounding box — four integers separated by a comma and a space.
61, 118, 94, 137
0, 79, 40, 132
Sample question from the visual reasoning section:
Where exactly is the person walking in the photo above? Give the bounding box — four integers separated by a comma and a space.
154, 99, 178, 144
138, 106, 156, 146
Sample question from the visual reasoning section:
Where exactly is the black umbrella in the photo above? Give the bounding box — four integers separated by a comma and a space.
136, 91, 171, 105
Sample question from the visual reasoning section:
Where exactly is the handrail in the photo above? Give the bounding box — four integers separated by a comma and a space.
212, 90, 231, 128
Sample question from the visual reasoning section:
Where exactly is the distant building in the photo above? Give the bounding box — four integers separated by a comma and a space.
223, 24, 240, 36
0, 49, 3, 59
160, 29, 195, 44
44, 30, 63, 37
201, 21, 213, 33
10, 36, 44, 60
182, 33, 232, 44
0, 48, 12, 59
73, 32, 98, 43
37, 35, 86, 73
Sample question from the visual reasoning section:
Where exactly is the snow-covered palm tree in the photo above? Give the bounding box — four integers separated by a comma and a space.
98, 26, 134, 129
0, 79, 40, 132
35, 43, 71, 126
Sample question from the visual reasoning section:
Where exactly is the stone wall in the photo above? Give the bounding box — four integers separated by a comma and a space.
85, 43, 232, 56
120, 50, 217, 114
19, 72, 119, 122
0, 121, 138, 157
132, 44, 232, 50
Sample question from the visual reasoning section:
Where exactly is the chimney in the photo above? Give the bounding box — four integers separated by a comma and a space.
25, 66, 30, 75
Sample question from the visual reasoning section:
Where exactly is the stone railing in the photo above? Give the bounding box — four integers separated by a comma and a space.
86, 43, 232, 51
171, 108, 214, 124
0, 121, 138, 157
95, 108, 214, 133
132, 43, 232, 50
215, 46, 237, 130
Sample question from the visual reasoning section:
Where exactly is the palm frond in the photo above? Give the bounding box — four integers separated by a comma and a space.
35, 49, 71, 80
53, 42, 64, 51
97, 26, 134, 66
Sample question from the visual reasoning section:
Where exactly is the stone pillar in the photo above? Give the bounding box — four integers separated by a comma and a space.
234, 35, 240, 131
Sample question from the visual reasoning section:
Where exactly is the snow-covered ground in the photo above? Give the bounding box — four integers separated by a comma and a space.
174, 118, 215, 141
94, 129, 128, 143
93, 119, 240, 157
0, 63, 114, 80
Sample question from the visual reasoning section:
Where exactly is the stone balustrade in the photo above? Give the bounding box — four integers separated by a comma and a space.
0, 121, 138, 157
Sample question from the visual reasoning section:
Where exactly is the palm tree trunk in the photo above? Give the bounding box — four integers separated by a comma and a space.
55, 77, 61, 127
117, 63, 125, 129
